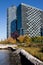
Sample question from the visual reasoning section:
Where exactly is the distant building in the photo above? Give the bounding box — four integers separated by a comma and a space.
7, 3, 43, 38
7, 6, 17, 38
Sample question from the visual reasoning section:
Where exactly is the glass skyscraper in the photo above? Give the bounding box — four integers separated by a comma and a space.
7, 3, 43, 38
7, 6, 17, 38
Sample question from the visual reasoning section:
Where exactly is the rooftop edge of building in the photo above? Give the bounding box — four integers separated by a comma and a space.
20, 3, 43, 12
7, 5, 17, 10
7, 3, 43, 12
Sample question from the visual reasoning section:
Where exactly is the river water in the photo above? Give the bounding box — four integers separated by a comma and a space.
0, 49, 22, 65
0, 50, 10, 65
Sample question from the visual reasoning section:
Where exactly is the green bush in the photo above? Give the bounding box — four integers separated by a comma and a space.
31, 36, 43, 43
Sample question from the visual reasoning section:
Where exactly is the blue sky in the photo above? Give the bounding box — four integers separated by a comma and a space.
0, 0, 43, 40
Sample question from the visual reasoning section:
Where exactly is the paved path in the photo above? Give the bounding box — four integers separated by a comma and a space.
0, 44, 17, 48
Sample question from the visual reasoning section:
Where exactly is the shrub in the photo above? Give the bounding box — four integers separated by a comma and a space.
0, 37, 16, 44
17, 35, 31, 46
17, 35, 24, 43
31, 36, 43, 43
0, 39, 8, 44
7, 37, 16, 44
23, 35, 31, 46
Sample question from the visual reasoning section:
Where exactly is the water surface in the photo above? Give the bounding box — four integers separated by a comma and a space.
0, 50, 10, 65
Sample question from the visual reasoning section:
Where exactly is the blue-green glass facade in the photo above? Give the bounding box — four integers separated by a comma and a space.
17, 5, 22, 29
17, 4, 24, 35
41, 28, 43, 36
11, 20, 17, 33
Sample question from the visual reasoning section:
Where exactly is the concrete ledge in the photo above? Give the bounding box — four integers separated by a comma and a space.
13, 48, 43, 65
0, 44, 17, 49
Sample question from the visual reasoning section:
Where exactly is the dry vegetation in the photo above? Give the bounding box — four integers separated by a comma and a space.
17, 35, 31, 46
0, 37, 16, 44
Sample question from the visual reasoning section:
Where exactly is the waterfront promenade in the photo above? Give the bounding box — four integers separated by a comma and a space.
0, 44, 17, 48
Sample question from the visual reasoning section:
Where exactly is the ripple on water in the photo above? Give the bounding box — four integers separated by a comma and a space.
0, 50, 10, 65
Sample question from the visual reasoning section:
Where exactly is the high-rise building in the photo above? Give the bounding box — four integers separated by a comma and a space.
7, 3, 43, 38
17, 3, 43, 37
40, 11, 43, 36
7, 6, 17, 38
